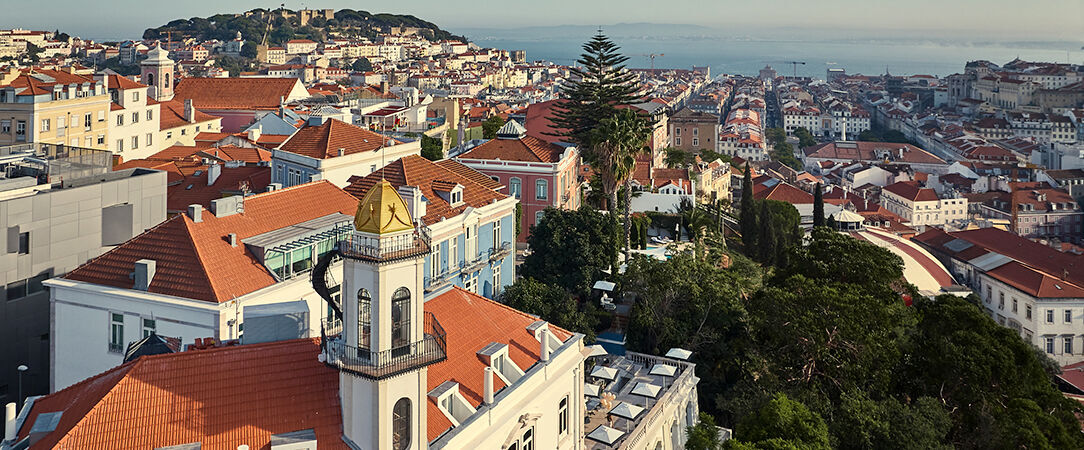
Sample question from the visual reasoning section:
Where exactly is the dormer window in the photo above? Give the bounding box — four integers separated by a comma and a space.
429, 381, 477, 426
478, 342, 524, 386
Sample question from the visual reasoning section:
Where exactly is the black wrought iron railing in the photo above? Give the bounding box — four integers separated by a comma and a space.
321, 312, 447, 380
339, 225, 431, 262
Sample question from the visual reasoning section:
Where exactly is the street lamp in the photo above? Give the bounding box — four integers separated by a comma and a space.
16, 364, 27, 412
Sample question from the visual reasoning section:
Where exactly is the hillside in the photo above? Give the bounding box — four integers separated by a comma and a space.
142, 8, 464, 47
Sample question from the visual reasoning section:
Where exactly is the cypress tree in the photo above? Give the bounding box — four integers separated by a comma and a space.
813, 183, 825, 227
758, 201, 776, 264
740, 164, 758, 253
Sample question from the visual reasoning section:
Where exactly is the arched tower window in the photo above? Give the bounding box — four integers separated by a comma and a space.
357, 288, 371, 350
146, 73, 154, 86
164, 72, 171, 88
392, 397, 411, 450
391, 287, 411, 353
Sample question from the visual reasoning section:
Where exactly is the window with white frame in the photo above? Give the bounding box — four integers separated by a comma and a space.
131, 136, 139, 149
1046, 336, 1055, 353
146, 109, 153, 121
431, 242, 442, 279
1065, 336, 1074, 355
466, 224, 477, 260
146, 133, 153, 147
521, 427, 534, 450
40, 118, 50, 132
493, 220, 501, 248
1047, 309, 1055, 323
558, 396, 569, 436
492, 265, 501, 296
536, 179, 548, 200
509, 177, 522, 199
450, 238, 458, 270
142, 318, 156, 338
1066, 309, 1073, 324
109, 313, 124, 352
464, 273, 477, 293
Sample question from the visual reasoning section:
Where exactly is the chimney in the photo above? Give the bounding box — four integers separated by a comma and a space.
210, 195, 243, 218
184, 99, 195, 123
337, 147, 345, 157
187, 204, 203, 222
227, 233, 238, 247
134, 259, 156, 290
5, 402, 15, 442
898, 147, 904, 159
207, 163, 221, 186
540, 331, 550, 362
381, 80, 389, 94
483, 367, 494, 405
247, 127, 261, 142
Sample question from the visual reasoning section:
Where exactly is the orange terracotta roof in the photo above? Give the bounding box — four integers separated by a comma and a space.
65, 181, 359, 303
174, 77, 304, 110
883, 181, 939, 202
167, 165, 272, 212
105, 74, 147, 90
754, 181, 815, 204
434, 159, 503, 190
278, 119, 402, 159
159, 99, 220, 131
17, 338, 346, 449
424, 287, 573, 441
458, 135, 568, 163
344, 155, 507, 226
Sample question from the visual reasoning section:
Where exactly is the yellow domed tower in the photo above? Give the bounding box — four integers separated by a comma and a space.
328, 179, 442, 450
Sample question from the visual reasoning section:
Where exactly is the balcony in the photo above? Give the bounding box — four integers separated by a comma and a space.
320, 312, 447, 380
486, 241, 513, 262
340, 225, 431, 263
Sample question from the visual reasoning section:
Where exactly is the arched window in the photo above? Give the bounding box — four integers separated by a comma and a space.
509, 177, 522, 199
357, 288, 371, 350
392, 397, 411, 450
164, 72, 171, 88
146, 72, 154, 86
391, 287, 411, 353
535, 179, 548, 200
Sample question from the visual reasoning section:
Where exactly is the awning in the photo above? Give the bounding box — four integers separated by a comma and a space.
587, 425, 625, 445
586, 344, 608, 357
591, 366, 618, 380
593, 280, 616, 291
585, 383, 601, 397
649, 364, 677, 377
608, 402, 645, 421
630, 382, 662, 398
665, 348, 692, 360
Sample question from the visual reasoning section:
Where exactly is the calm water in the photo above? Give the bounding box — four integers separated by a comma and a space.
469, 34, 1078, 78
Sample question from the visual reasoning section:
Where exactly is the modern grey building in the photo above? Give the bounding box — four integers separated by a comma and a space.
0, 143, 165, 407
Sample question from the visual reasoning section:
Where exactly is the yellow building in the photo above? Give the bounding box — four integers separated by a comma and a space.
0, 67, 110, 148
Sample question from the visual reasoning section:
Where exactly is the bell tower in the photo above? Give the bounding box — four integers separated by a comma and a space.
323, 179, 445, 450
140, 45, 175, 101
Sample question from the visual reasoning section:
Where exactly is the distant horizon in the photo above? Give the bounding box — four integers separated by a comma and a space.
1, 0, 1080, 44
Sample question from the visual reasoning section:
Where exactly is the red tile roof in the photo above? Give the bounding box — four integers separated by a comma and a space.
803, 141, 946, 165
278, 119, 402, 159
344, 155, 507, 226
436, 159, 503, 190
65, 181, 359, 303
167, 165, 271, 212
457, 135, 569, 163
424, 287, 572, 441
159, 99, 220, 131
883, 181, 939, 202
524, 99, 568, 144
17, 338, 346, 450
105, 74, 147, 90
173, 77, 305, 110
754, 181, 814, 204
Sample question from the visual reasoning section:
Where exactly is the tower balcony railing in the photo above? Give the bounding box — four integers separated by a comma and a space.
339, 225, 432, 262
320, 312, 447, 380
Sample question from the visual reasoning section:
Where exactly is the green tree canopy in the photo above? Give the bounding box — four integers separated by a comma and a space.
782, 227, 903, 287
521, 207, 619, 295
765, 128, 786, 146
793, 127, 817, 149
687, 412, 723, 450
754, 200, 801, 267
812, 183, 825, 227
351, 57, 373, 72
500, 277, 599, 341
481, 115, 505, 139
739, 165, 758, 252
420, 134, 443, 161
726, 394, 830, 450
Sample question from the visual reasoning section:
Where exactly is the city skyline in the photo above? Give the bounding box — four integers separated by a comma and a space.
1, 0, 1080, 42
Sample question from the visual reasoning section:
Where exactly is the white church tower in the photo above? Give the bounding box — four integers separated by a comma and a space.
140, 45, 175, 101
324, 179, 444, 450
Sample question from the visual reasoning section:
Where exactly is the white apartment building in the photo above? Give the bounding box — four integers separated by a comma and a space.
880, 181, 968, 229
916, 227, 1084, 365
272, 118, 420, 188
100, 74, 162, 159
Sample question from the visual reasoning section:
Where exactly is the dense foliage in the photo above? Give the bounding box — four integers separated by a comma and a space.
420, 134, 443, 161
521, 207, 619, 296
793, 127, 817, 149
500, 277, 599, 341
481, 115, 505, 139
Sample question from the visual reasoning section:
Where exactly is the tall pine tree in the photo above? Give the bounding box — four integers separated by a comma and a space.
740, 164, 758, 253
549, 31, 642, 211
813, 182, 825, 227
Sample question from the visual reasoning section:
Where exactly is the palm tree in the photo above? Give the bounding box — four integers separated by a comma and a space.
592, 108, 651, 260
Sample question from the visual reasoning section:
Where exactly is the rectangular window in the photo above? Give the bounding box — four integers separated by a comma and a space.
466, 224, 477, 260
1, 119, 10, 134
142, 318, 156, 338
431, 242, 442, 279
493, 220, 501, 248
558, 396, 568, 435
97, 134, 105, 145
521, 427, 533, 450
1066, 309, 1073, 324
1066, 337, 1074, 355
15, 121, 25, 140
132, 91, 140, 102
1047, 309, 1055, 324
117, 115, 124, 126
131, 136, 139, 149
85, 113, 92, 130
17, 231, 29, 254
1046, 337, 1055, 354
116, 139, 124, 152
675, 137, 681, 146
1012, 299, 1018, 313
692, 137, 699, 147
493, 264, 502, 296
998, 293, 1004, 310
1026, 304, 1033, 320
132, 112, 139, 124
450, 238, 458, 269
146, 133, 153, 147
40, 118, 50, 132
109, 313, 124, 353
166, 131, 172, 139
146, 109, 153, 121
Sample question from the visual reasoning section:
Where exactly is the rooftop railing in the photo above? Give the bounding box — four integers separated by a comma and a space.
339, 225, 431, 263
320, 312, 447, 380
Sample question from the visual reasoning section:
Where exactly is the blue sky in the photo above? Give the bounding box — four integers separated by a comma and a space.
1, 0, 1079, 42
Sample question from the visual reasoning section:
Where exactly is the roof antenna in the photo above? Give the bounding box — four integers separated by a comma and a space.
380, 116, 387, 181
